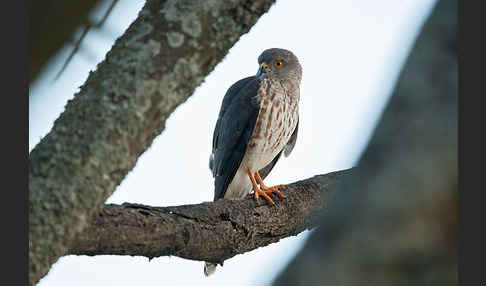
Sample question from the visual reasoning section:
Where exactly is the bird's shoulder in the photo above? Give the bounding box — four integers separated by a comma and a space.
210, 76, 263, 199
218, 76, 261, 117
211, 76, 261, 151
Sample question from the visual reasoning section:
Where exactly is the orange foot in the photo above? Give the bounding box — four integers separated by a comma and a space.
247, 168, 286, 205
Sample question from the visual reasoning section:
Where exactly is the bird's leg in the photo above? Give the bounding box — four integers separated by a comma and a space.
254, 171, 286, 200
247, 168, 275, 205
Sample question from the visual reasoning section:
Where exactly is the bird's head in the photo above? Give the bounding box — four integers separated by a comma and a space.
256, 48, 302, 82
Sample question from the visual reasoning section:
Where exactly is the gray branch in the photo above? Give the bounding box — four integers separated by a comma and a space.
29, 1, 276, 285
29, 0, 103, 83
68, 169, 352, 263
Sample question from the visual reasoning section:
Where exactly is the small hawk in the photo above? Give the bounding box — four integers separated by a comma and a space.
205, 48, 302, 276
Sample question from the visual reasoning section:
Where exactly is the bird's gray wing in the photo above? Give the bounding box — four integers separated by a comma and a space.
283, 119, 298, 157
210, 76, 260, 201
258, 151, 282, 181
209, 77, 254, 171
259, 119, 299, 180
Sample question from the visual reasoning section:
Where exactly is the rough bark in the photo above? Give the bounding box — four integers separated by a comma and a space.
29, 0, 104, 83
68, 169, 352, 263
272, 0, 457, 285
29, 1, 275, 285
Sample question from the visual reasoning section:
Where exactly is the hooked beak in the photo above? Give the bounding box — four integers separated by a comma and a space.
256, 62, 270, 77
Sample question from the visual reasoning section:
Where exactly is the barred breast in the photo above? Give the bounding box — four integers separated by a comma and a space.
244, 77, 299, 170
223, 78, 299, 199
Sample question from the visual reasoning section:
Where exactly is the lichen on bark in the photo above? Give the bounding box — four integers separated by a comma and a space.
29, 1, 276, 285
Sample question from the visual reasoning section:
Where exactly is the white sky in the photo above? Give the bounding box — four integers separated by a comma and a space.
30, 0, 437, 285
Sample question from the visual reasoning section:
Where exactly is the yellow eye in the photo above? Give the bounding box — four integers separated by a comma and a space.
274, 60, 283, 68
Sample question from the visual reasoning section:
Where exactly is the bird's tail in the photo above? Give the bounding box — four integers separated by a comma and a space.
204, 261, 218, 277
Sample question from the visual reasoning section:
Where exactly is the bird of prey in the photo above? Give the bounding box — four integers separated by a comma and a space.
204, 48, 302, 276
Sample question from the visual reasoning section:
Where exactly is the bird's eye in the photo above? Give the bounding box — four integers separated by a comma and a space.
274, 60, 283, 68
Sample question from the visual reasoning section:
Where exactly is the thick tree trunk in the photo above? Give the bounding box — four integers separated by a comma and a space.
67, 169, 351, 264
271, 0, 457, 285
28, 1, 275, 285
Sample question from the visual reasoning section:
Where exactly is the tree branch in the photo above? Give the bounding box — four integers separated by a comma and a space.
29, 1, 276, 285
29, 0, 103, 83
68, 169, 353, 264
53, 0, 120, 81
